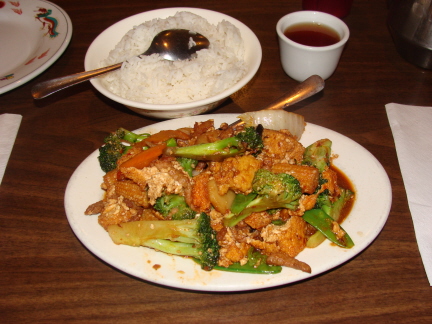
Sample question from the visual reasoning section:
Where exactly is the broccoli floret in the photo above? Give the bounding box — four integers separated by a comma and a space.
315, 188, 354, 221
154, 194, 196, 220
98, 137, 125, 173
176, 157, 198, 177
107, 213, 219, 270
165, 126, 264, 161
302, 139, 332, 172
235, 125, 264, 152
98, 128, 149, 172
224, 169, 302, 227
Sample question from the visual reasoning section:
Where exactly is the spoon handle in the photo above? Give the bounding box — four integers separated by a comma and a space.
31, 62, 122, 99
261, 75, 324, 110
229, 75, 324, 127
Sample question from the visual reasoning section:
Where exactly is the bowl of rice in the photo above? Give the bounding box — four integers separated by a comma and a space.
85, 8, 262, 119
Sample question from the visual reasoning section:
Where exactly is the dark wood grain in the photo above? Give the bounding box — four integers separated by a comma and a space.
1, 0, 431, 323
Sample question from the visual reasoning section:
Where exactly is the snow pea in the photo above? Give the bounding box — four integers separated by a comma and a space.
303, 208, 354, 248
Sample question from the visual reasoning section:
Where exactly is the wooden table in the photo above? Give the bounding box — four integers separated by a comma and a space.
1, 0, 431, 322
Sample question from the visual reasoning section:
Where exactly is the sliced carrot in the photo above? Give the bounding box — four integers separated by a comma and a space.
135, 130, 190, 148
119, 143, 167, 169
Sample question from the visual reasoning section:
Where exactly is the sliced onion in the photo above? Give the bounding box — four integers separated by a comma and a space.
238, 110, 305, 139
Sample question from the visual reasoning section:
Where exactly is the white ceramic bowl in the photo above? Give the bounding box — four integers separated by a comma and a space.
84, 7, 262, 119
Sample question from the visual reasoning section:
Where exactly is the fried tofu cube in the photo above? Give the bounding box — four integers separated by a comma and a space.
271, 163, 320, 194
210, 155, 262, 195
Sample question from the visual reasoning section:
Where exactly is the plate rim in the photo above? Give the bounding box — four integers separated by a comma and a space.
64, 114, 392, 292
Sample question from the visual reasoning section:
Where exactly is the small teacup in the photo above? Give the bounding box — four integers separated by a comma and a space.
276, 11, 350, 82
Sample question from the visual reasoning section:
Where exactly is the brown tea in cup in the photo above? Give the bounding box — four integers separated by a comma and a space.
284, 22, 340, 47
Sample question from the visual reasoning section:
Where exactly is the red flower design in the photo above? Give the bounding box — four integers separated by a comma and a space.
25, 57, 36, 65
38, 49, 50, 59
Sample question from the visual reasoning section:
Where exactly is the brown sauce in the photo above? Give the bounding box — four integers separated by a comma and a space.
331, 165, 355, 224
284, 22, 340, 47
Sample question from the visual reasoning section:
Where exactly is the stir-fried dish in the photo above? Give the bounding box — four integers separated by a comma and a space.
85, 112, 355, 274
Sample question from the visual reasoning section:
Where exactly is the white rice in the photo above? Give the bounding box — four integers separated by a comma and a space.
101, 11, 247, 104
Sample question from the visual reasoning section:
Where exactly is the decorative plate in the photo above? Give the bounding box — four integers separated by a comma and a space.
0, 0, 72, 94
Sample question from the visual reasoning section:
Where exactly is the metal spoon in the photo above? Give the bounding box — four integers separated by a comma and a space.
228, 75, 325, 127
31, 29, 210, 99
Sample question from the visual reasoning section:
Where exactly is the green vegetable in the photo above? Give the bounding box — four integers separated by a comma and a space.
302, 139, 332, 172
98, 128, 150, 173
224, 169, 302, 227
316, 188, 354, 218
166, 138, 177, 147
107, 213, 219, 271
122, 129, 150, 143
196, 248, 282, 274
154, 194, 196, 220
271, 219, 286, 225
176, 157, 198, 177
164, 138, 198, 176
229, 192, 257, 214
307, 189, 354, 248
303, 208, 354, 248
165, 126, 263, 161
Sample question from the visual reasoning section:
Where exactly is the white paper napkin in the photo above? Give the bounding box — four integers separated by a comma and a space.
386, 103, 432, 286
0, 114, 22, 185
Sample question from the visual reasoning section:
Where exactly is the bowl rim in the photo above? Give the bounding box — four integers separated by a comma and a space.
276, 11, 350, 52
84, 7, 262, 111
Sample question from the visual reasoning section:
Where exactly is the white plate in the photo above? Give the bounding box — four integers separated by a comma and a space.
65, 114, 392, 292
0, 0, 72, 95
